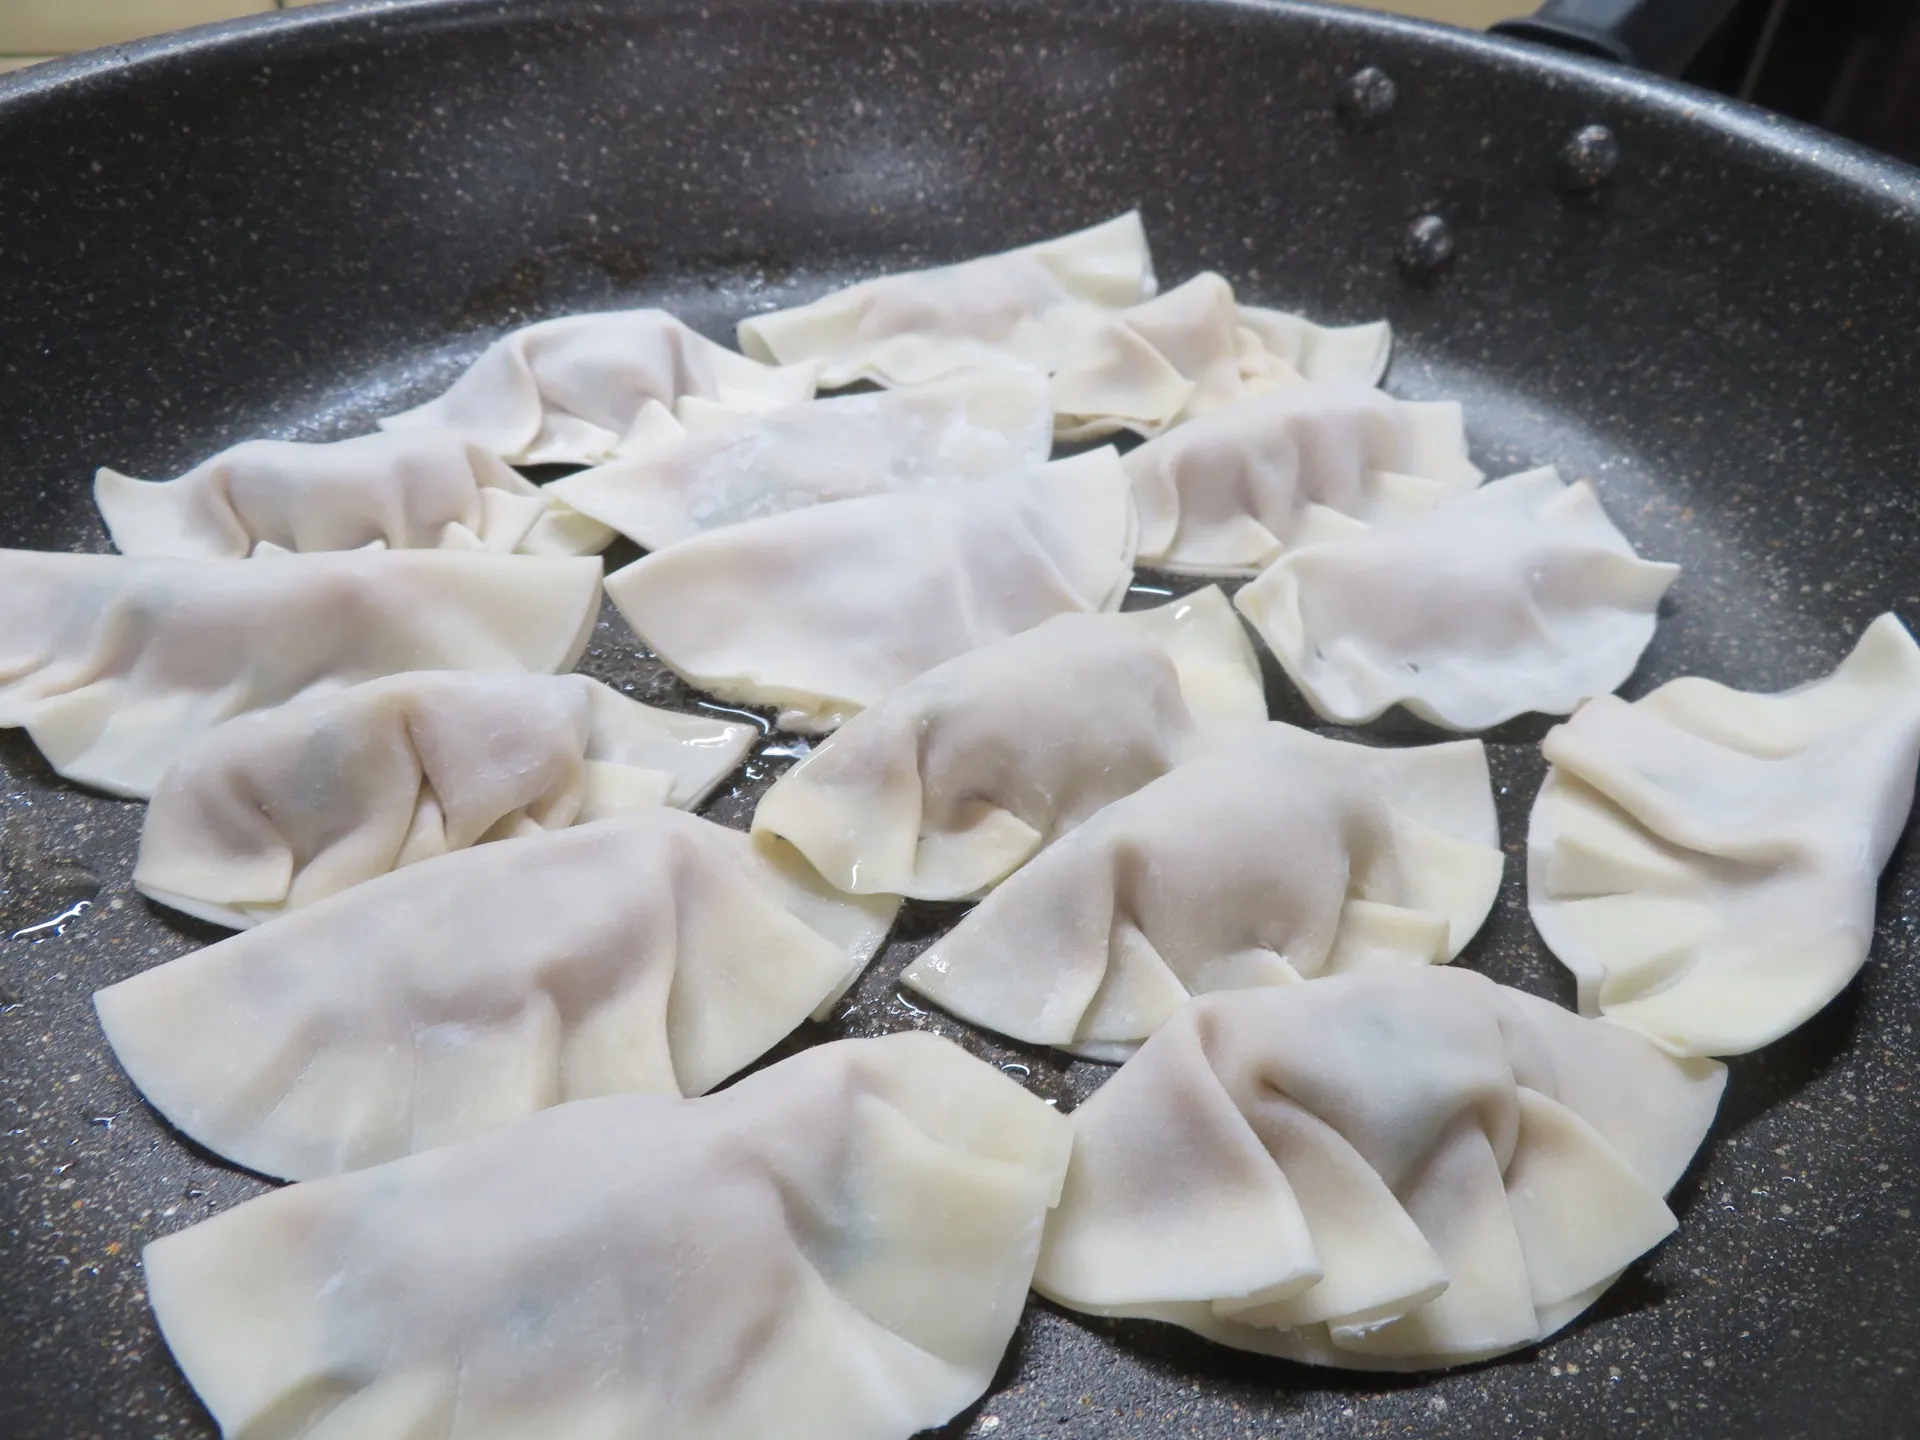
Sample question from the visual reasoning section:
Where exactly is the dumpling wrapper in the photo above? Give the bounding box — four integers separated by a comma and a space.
1529, 612, 1920, 1057
379, 308, 818, 466
133, 672, 757, 929
736, 211, 1156, 388
1235, 467, 1679, 731
753, 585, 1267, 901
99, 811, 901, 1179
548, 370, 1053, 550
141, 1031, 1071, 1440
0, 549, 602, 798
604, 448, 1139, 733
901, 723, 1504, 1055
1125, 380, 1483, 574
1033, 968, 1726, 1370
1049, 272, 1392, 441
91, 429, 600, 560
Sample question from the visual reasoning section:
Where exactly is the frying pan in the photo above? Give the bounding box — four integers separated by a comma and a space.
2, 1, 1918, 1435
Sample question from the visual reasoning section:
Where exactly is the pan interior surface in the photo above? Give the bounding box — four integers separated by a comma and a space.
1, 2, 1917, 1436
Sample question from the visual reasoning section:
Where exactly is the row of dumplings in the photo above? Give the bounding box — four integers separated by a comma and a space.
5, 213, 1917, 1438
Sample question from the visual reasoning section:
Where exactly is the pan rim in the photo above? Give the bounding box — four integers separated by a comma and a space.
0, 0, 1916, 217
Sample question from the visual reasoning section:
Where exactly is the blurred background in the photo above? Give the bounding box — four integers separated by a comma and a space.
2, 0, 1915, 161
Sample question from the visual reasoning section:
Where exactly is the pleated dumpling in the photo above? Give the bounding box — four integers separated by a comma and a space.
1049, 273, 1392, 441
133, 672, 757, 929
736, 212, 1156, 387
92, 429, 595, 560
753, 586, 1266, 901
98, 811, 902, 1180
900, 724, 1504, 1054
141, 1030, 1071, 1439
548, 370, 1053, 550
605, 448, 1138, 733
1034, 969, 1726, 1370
379, 309, 818, 465
1235, 468, 1679, 730
0, 549, 603, 798
1529, 613, 1920, 1057
1126, 381, 1483, 574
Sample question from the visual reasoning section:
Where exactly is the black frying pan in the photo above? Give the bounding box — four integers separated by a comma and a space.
3, 2, 1918, 1436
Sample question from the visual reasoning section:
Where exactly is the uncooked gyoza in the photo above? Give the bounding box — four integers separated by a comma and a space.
548, 370, 1053, 550
1529, 613, 1920, 1057
900, 724, 1503, 1054
99, 811, 901, 1180
753, 586, 1266, 901
1126, 381, 1483, 574
141, 1031, 1071, 1439
605, 448, 1138, 733
736, 211, 1156, 387
0, 549, 603, 797
379, 308, 818, 465
1049, 273, 1392, 440
1235, 467, 1679, 731
1033, 969, 1726, 1370
133, 672, 757, 928
92, 429, 591, 560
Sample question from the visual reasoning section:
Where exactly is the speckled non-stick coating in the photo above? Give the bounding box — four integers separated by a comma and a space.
2, 2, 1917, 1436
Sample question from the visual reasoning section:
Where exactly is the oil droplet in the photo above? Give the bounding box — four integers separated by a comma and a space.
1556, 123, 1620, 194
1397, 215, 1455, 277
1336, 66, 1397, 129
693, 700, 772, 733
9, 898, 94, 944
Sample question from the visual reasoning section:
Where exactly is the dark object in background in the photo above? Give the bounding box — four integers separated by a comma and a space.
2, 1, 1919, 1438
1689, 0, 1920, 162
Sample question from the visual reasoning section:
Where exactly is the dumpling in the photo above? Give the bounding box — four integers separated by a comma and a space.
379, 309, 818, 465
98, 810, 902, 1180
0, 549, 603, 798
1049, 273, 1392, 440
1033, 969, 1727, 1370
900, 723, 1503, 1054
1234, 467, 1679, 731
736, 211, 1156, 387
132, 672, 758, 928
140, 1030, 1070, 1439
1528, 613, 1920, 1057
91, 429, 598, 560
753, 586, 1266, 901
546, 371, 1053, 550
1125, 381, 1483, 574
604, 448, 1138, 733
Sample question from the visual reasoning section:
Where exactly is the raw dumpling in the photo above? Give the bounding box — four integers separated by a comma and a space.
1033, 968, 1726, 1370
1234, 467, 1678, 730
1050, 273, 1392, 441
379, 309, 818, 465
736, 212, 1155, 387
900, 723, 1504, 1054
91, 429, 589, 560
99, 810, 902, 1180
141, 1030, 1071, 1439
0, 549, 602, 798
1126, 381, 1483, 574
605, 448, 1138, 733
133, 672, 758, 928
753, 586, 1266, 901
1528, 613, 1920, 1057
547, 370, 1053, 550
